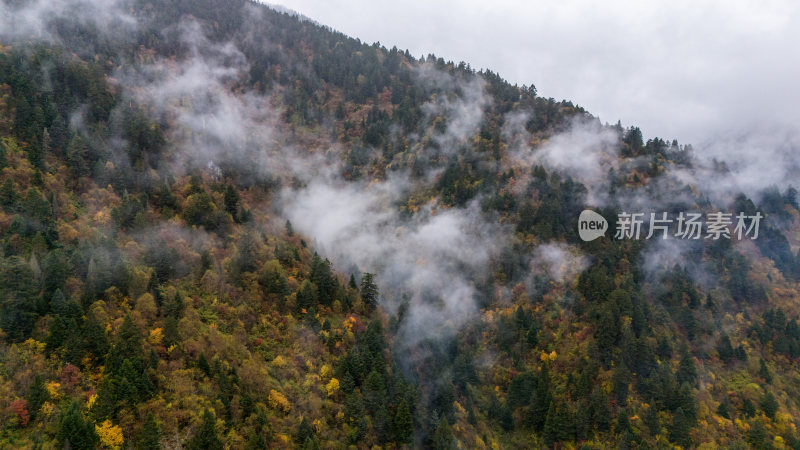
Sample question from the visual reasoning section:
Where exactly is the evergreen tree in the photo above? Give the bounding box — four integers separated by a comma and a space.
543, 401, 574, 446
66, 134, 90, 178
742, 398, 756, 418
136, 413, 161, 450
296, 280, 318, 313
26, 374, 50, 419
233, 232, 260, 276
432, 417, 455, 450
82, 311, 109, 364
0, 141, 7, 170
310, 254, 337, 305
186, 410, 223, 450
575, 400, 592, 441
717, 334, 735, 363
349, 273, 358, 290
747, 417, 768, 448
717, 397, 731, 419
394, 399, 414, 444
373, 405, 391, 444
616, 409, 632, 435
0, 256, 38, 341
761, 391, 779, 419
612, 364, 632, 406
223, 184, 240, 219
669, 407, 693, 448
759, 358, 772, 383
198, 353, 211, 376
590, 387, 611, 431
56, 401, 99, 450
676, 346, 697, 386
643, 405, 660, 436
0, 178, 19, 210
296, 417, 319, 449
360, 272, 379, 310
529, 366, 552, 431
363, 369, 386, 413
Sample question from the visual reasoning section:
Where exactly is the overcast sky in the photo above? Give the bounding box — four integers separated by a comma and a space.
274, 0, 800, 147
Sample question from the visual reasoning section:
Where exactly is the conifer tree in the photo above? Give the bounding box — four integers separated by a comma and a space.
56, 401, 99, 450
360, 272, 379, 309
432, 417, 454, 450
186, 410, 222, 450
136, 413, 161, 450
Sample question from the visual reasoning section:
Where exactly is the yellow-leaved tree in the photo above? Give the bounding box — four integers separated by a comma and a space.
96, 419, 124, 449
268, 389, 291, 413
325, 378, 340, 397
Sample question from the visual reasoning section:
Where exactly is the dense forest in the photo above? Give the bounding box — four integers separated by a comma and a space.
1, 0, 800, 448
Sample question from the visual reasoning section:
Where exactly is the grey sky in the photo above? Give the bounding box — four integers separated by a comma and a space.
274, 0, 800, 147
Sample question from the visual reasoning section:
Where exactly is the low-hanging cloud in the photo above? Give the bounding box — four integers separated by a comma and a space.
418, 65, 490, 157
531, 242, 588, 285
0, 0, 137, 44
282, 177, 503, 350
504, 114, 620, 205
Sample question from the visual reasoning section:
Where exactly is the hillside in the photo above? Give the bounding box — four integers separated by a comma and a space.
1, 0, 800, 448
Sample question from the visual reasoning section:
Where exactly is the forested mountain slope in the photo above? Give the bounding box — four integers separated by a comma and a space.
1, 0, 800, 448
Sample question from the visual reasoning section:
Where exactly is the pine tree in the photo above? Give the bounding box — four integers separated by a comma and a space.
759, 358, 772, 383
717, 397, 731, 419
296, 280, 318, 313
546, 401, 575, 445
136, 413, 161, 450
669, 407, 693, 448
644, 405, 660, 436
246, 433, 268, 450
432, 417, 455, 450
0, 178, 18, 210
349, 273, 358, 290
310, 254, 337, 305
717, 334, 735, 363
394, 399, 414, 444
233, 232, 259, 275
27, 374, 50, 419
676, 346, 697, 386
590, 387, 611, 431
747, 417, 768, 448
0, 256, 38, 341
373, 405, 391, 444
198, 353, 211, 376
82, 311, 109, 364
742, 398, 756, 417
363, 369, 386, 413
223, 184, 240, 219
612, 364, 632, 406
529, 366, 552, 431
56, 401, 99, 450
595, 303, 619, 365
295, 417, 316, 447
50, 289, 68, 315
761, 392, 779, 419
186, 410, 223, 450
575, 399, 592, 440
360, 272, 379, 309
616, 408, 632, 435
0, 140, 7, 170
66, 134, 90, 178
